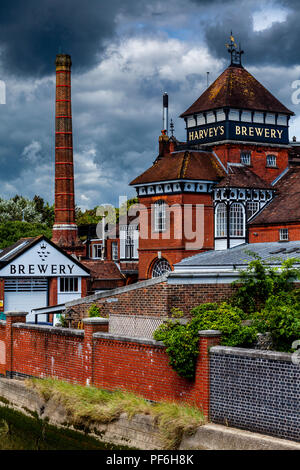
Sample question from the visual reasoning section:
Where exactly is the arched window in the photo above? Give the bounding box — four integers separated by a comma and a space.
152, 258, 171, 278
215, 203, 227, 237
229, 203, 245, 237
154, 200, 166, 232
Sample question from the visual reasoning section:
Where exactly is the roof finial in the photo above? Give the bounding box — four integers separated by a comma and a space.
225, 32, 244, 67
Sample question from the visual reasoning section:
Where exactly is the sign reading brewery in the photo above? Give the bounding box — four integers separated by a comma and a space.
0, 240, 90, 278
187, 121, 289, 145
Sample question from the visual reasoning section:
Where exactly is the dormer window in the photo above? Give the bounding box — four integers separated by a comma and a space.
240, 150, 251, 165
266, 154, 277, 167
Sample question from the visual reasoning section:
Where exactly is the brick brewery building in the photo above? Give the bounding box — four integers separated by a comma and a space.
130, 35, 300, 280
2, 35, 300, 321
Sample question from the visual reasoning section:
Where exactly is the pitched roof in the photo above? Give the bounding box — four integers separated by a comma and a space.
0, 235, 90, 274
80, 259, 124, 280
180, 65, 294, 117
250, 165, 300, 225
216, 164, 272, 189
130, 150, 225, 186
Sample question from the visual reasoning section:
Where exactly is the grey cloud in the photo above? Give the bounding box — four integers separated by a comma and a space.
0, 0, 152, 77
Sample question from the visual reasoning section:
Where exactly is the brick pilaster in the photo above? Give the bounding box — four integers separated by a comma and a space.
194, 329, 222, 417
5, 312, 28, 378
83, 318, 109, 386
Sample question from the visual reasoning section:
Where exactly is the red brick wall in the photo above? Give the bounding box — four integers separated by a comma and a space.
214, 143, 289, 184
0, 278, 4, 313
138, 193, 214, 280
0, 314, 220, 416
11, 326, 86, 384
0, 322, 5, 376
249, 222, 300, 243
67, 281, 236, 324
93, 333, 220, 415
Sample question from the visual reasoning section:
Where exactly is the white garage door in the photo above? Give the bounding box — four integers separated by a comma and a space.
5, 278, 48, 323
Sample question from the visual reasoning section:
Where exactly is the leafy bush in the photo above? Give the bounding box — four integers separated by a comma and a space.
231, 252, 300, 313
88, 304, 102, 318
154, 302, 257, 379
252, 291, 300, 352
189, 302, 257, 347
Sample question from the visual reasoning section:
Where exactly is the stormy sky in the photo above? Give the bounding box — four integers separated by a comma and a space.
0, 0, 300, 210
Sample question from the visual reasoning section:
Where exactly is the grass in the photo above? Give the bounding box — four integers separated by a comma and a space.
27, 378, 206, 449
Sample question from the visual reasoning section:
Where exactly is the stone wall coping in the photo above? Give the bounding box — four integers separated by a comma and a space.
93, 331, 165, 347
5, 312, 28, 317
199, 330, 222, 337
82, 317, 109, 325
12, 323, 84, 337
65, 274, 168, 307
210, 345, 294, 362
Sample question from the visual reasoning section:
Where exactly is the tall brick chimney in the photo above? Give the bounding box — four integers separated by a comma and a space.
52, 54, 84, 257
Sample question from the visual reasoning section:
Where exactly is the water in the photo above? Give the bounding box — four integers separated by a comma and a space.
0, 404, 133, 451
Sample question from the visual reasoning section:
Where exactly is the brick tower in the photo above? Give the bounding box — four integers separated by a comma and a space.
52, 54, 85, 257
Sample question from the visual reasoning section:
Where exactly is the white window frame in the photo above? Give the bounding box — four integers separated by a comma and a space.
93, 244, 103, 259
215, 203, 227, 238
229, 203, 245, 238
154, 200, 167, 232
240, 150, 251, 165
59, 277, 79, 293
279, 228, 289, 241
247, 201, 259, 220
112, 242, 118, 261
266, 154, 277, 167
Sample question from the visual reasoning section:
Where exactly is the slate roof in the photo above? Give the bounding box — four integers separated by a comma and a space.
250, 165, 300, 225
216, 164, 272, 189
130, 150, 225, 185
0, 237, 37, 263
180, 65, 294, 117
175, 241, 300, 267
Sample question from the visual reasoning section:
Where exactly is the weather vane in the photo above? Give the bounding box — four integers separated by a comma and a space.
225, 32, 244, 66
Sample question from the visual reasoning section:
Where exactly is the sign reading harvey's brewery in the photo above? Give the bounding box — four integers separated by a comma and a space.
187, 121, 289, 145
0, 240, 89, 278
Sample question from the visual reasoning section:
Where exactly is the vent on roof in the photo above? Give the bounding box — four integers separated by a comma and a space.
285, 248, 300, 254
269, 248, 287, 254
269, 247, 300, 255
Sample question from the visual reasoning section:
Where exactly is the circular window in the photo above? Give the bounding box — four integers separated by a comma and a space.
152, 259, 172, 278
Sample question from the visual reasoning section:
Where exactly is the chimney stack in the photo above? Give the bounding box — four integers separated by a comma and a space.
52, 54, 83, 255
163, 92, 169, 135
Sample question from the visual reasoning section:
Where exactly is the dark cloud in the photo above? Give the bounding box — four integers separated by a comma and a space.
196, 0, 300, 67
0, 0, 150, 77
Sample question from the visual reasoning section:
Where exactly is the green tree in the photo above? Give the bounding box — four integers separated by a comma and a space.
0, 221, 52, 250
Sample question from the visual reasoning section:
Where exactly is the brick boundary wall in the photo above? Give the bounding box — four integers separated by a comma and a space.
0, 320, 5, 376
210, 346, 300, 442
65, 275, 236, 325
0, 312, 221, 417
